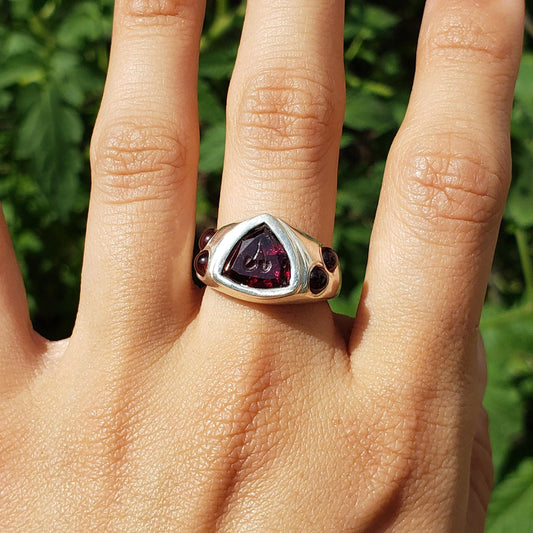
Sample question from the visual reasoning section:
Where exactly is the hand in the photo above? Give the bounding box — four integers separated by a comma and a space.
0, 0, 524, 531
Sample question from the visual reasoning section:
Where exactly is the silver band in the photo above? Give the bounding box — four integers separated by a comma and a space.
194, 214, 341, 304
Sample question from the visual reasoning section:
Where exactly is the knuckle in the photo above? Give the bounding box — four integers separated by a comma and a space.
234, 69, 341, 168
90, 121, 189, 205
424, 9, 513, 63
121, 0, 198, 27
392, 138, 507, 238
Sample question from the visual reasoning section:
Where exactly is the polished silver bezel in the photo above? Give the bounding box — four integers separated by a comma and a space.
197, 214, 340, 304
207, 214, 307, 300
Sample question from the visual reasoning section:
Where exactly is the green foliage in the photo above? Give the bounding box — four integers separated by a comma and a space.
1, 0, 532, 526
486, 459, 533, 532
0, 0, 112, 336
482, 304, 533, 479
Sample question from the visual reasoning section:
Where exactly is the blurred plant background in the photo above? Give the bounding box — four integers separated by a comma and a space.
1, 0, 532, 528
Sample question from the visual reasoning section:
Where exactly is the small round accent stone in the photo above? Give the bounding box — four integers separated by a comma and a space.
309, 266, 328, 294
195, 250, 209, 277
321, 247, 338, 273
198, 228, 216, 249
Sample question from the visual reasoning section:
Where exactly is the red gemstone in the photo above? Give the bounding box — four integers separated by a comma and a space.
195, 250, 209, 277
199, 228, 216, 249
222, 224, 291, 289
321, 247, 338, 273
309, 266, 328, 294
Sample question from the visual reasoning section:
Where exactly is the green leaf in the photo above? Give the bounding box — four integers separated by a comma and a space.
0, 55, 45, 89
14, 84, 83, 217
344, 88, 397, 135
344, 4, 399, 41
486, 460, 533, 532
507, 140, 533, 228
17, 230, 43, 254
198, 79, 225, 125
2, 31, 40, 58
49, 50, 104, 106
363, 6, 400, 32
199, 123, 226, 174
507, 191, 533, 229
336, 161, 384, 217
199, 44, 238, 80
56, 2, 112, 49
0, 90, 13, 110
483, 377, 523, 479
329, 285, 363, 318
481, 304, 533, 477
340, 132, 355, 149
9, 0, 33, 20
514, 52, 533, 115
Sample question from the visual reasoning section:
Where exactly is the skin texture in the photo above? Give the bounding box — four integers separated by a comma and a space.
0, 0, 525, 531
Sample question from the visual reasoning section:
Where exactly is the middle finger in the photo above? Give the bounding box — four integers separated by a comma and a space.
217, 0, 346, 244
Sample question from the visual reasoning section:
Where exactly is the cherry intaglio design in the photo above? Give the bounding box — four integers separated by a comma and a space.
222, 223, 291, 289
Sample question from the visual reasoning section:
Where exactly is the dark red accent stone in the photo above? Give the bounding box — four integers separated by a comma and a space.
222, 223, 290, 289
195, 250, 209, 277
321, 247, 338, 273
199, 228, 216, 249
309, 266, 328, 294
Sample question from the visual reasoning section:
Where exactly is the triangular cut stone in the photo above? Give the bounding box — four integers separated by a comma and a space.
222, 223, 291, 289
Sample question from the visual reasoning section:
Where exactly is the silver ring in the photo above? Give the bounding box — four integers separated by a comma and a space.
194, 214, 341, 304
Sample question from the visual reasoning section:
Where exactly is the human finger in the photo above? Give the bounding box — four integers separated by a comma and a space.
0, 206, 42, 387
216, 0, 345, 244
77, 0, 206, 353
181, 2, 350, 517
354, 0, 524, 372
351, 0, 523, 527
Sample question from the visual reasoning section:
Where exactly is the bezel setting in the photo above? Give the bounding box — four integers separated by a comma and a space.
195, 214, 340, 304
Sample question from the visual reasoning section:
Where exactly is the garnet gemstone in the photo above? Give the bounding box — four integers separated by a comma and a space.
198, 228, 216, 249
195, 250, 209, 277
321, 247, 338, 273
309, 266, 328, 294
222, 223, 290, 289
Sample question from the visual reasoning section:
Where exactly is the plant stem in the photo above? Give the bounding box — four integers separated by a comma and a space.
201, 0, 244, 52
481, 300, 533, 328
515, 227, 533, 302
216, 0, 229, 18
